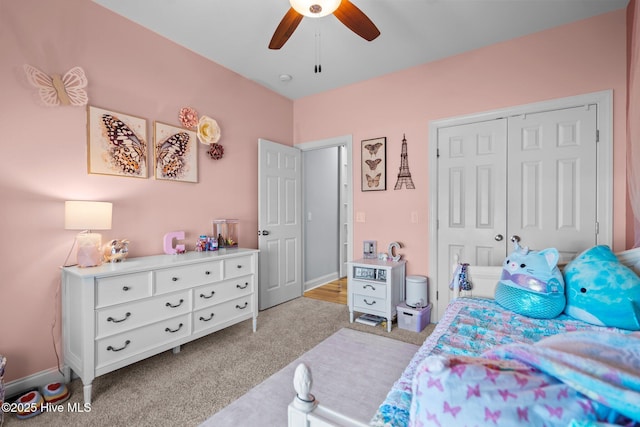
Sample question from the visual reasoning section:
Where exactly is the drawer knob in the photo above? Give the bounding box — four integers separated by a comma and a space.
122, 286, 130, 291
363, 284, 376, 290
165, 323, 184, 333
107, 312, 131, 323
236, 302, 249, 310
237, 265, 243, 269
165, 299, 184, 308
172, 277, 179, 282
200, 291, 215, 299
199, 313, 215, 322
107, 340, 131, 352
364, 299, 376, 306
236, 282, 249, 290
205, 271, 211, 275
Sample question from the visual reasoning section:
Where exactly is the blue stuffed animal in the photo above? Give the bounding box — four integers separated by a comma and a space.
495, 241, 566, 319
563, 245, 640, 330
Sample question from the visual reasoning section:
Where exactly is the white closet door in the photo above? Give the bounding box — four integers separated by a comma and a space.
436, 119, 508, 319
435, 105, 599, 320
507, 105, 598, 263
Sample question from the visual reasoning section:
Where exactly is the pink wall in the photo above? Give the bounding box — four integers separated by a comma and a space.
0, 0, 292, 382
0, 0, 632, 387
294, 9, 629, 278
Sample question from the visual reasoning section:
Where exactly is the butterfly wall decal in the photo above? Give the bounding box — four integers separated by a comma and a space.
23, 64, 88, 106
364, 142, 383, 157
156, 132, 190, 179
101, 114, 147, 176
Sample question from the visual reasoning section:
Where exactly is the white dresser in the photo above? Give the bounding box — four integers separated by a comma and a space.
61, 249, 258, 404
347, 258, 406, 332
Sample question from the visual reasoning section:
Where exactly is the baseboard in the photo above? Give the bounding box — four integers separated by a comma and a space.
304, 272, 340, 291
4, 367, 66, 400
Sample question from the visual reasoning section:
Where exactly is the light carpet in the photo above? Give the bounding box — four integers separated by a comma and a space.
201, 328, 419, 427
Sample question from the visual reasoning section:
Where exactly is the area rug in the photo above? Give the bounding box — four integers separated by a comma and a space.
200, 328, 419, 426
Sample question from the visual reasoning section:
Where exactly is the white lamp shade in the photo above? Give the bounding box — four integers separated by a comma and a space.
65, 201, 113, 230
289, 0, 341, 17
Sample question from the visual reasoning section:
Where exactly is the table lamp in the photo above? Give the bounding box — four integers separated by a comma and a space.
65, 201, 112, 267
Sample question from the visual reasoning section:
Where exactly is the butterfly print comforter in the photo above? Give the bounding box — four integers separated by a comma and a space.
370, 297, 632, 427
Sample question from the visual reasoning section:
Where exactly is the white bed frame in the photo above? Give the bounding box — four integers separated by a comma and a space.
288, 247, 640, 427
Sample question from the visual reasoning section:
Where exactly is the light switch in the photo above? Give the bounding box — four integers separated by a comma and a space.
356, 212, 366, 223
411, 211, 419, 223
307, 212, 312, 221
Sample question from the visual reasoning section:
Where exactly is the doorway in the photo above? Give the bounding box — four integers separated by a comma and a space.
428, 91, 613, 321
297, 135, 353, 292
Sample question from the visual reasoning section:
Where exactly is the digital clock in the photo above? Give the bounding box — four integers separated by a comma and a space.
353, 266, 387, 281
354, 266, 376, 280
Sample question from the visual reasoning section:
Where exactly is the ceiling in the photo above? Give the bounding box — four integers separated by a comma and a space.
92, 0, 628, 100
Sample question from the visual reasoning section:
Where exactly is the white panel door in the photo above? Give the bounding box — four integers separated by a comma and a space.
507, 105, 598, 263
436, 119, 508, 319
435, 106, 599, 321
258, 139, 302, 310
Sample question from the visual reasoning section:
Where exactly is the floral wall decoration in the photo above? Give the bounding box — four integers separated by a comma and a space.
178, 106, 224, 160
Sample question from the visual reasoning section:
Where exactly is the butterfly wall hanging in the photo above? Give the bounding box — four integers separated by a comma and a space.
101, 113, 147, 176
153, 121, 198, 183
23, 64, 88, 107
361, 137, 387, 191
87, 106, 148, 178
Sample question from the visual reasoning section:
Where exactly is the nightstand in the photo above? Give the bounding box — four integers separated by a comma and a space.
347, 258, 406, 332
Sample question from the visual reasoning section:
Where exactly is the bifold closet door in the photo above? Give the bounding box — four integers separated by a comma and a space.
507, 105, 598, 263
436, 118, 508, 318
436, 105, 598, 318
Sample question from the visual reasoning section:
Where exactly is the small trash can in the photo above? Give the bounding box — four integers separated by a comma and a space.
405, 275, 428, 308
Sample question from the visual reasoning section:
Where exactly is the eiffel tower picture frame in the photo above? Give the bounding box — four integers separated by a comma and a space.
361, 137, 387, 191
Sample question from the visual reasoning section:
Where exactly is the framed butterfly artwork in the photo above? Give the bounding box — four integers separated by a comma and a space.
153, 122, 198, 183
87, 106, 148, 178
361, 137, 386, 191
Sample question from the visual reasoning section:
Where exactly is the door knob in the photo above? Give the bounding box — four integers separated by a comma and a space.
494, 234, 504, 241
510, 235, 521, 243
260, 230, 270, 236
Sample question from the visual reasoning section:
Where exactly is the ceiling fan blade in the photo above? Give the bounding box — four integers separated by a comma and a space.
269, 8, 304, 50
333, 0, 380, 42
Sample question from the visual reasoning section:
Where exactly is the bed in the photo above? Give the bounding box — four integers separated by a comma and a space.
287, 246, 640, 427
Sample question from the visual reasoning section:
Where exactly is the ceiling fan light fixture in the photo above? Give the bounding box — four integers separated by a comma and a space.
289, 0, 341, 18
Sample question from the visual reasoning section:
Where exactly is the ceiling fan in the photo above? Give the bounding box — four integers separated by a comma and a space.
269, 0, 380, 50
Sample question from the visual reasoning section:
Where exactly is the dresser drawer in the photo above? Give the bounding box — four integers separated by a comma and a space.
194, 276, 253, 310
193, 296, 253, 334
155, 261, 223, 294
223, 256, 253, 279
96, 290, 191, 338
95, 314, 191, 370
96, 272, 152, 308
350, 280, 386, 299
353, 293, 386, 312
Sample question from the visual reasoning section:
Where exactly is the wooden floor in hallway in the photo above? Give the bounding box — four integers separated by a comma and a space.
303, 277, 347, 305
